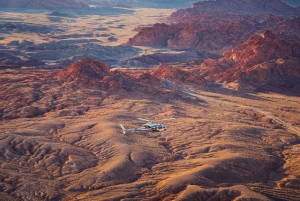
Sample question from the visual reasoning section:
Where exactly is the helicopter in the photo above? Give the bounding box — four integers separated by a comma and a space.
120, 118, 175, 135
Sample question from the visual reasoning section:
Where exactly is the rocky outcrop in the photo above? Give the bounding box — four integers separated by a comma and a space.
55, 57, 133, 90
127, 23, 183, 47
128, 22, 253, 53
167, 24, 252, 52
128, 17, 299, 55
269, 17, 300, 36
199, 31, 300, 90
56, 57, 110, 82
127, 0, 299, 56
0, 0, 87, 9
151, 62, 204, 84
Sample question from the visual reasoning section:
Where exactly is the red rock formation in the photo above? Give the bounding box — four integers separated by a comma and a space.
0, 0, 87, 9
127, 22, 253, 53
127, 0, 299, 55
269, 17, 300, 36
168, 24, 252, 51
128, 16, 298, 53
56, 57, 110, 86
259, 14, 285, 28
151, 62, 172, 79
127, 23, 183, 47
151, 62, 204, 84
55, 57, 134, 91
55, 57, 164, 91
199, 31, 300, 90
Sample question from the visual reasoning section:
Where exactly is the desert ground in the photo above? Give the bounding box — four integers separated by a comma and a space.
0, 7, 173, 46
1, 6, 195, 68
1, 67, 300, 200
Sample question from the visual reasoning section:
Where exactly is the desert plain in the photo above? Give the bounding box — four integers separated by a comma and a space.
1, 0, 300, 201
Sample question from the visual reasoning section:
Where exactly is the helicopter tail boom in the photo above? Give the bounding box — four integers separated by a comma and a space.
120, 124, 126, 135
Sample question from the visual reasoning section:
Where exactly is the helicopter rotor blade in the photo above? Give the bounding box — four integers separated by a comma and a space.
158, 118, 176, 121
137, 118, 152, 122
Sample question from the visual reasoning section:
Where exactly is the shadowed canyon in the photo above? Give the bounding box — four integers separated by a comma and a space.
1, 0, 300, 200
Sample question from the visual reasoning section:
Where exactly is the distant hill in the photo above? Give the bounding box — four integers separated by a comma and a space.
0, 0, 87, 9
127, 0, 300, 58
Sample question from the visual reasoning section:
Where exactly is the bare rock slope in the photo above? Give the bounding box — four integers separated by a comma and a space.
127, 0, 300, 55
199, 31, 300, 90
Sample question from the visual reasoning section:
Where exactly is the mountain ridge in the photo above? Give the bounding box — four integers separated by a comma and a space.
0, 0, 87, 9
198, 30, 300, 90
127, 0, 300, 56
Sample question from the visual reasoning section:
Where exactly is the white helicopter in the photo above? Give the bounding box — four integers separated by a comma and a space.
120, 118, 175, 135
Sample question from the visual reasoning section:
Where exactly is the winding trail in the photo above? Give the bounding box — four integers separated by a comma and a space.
163, 79, 300, 136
